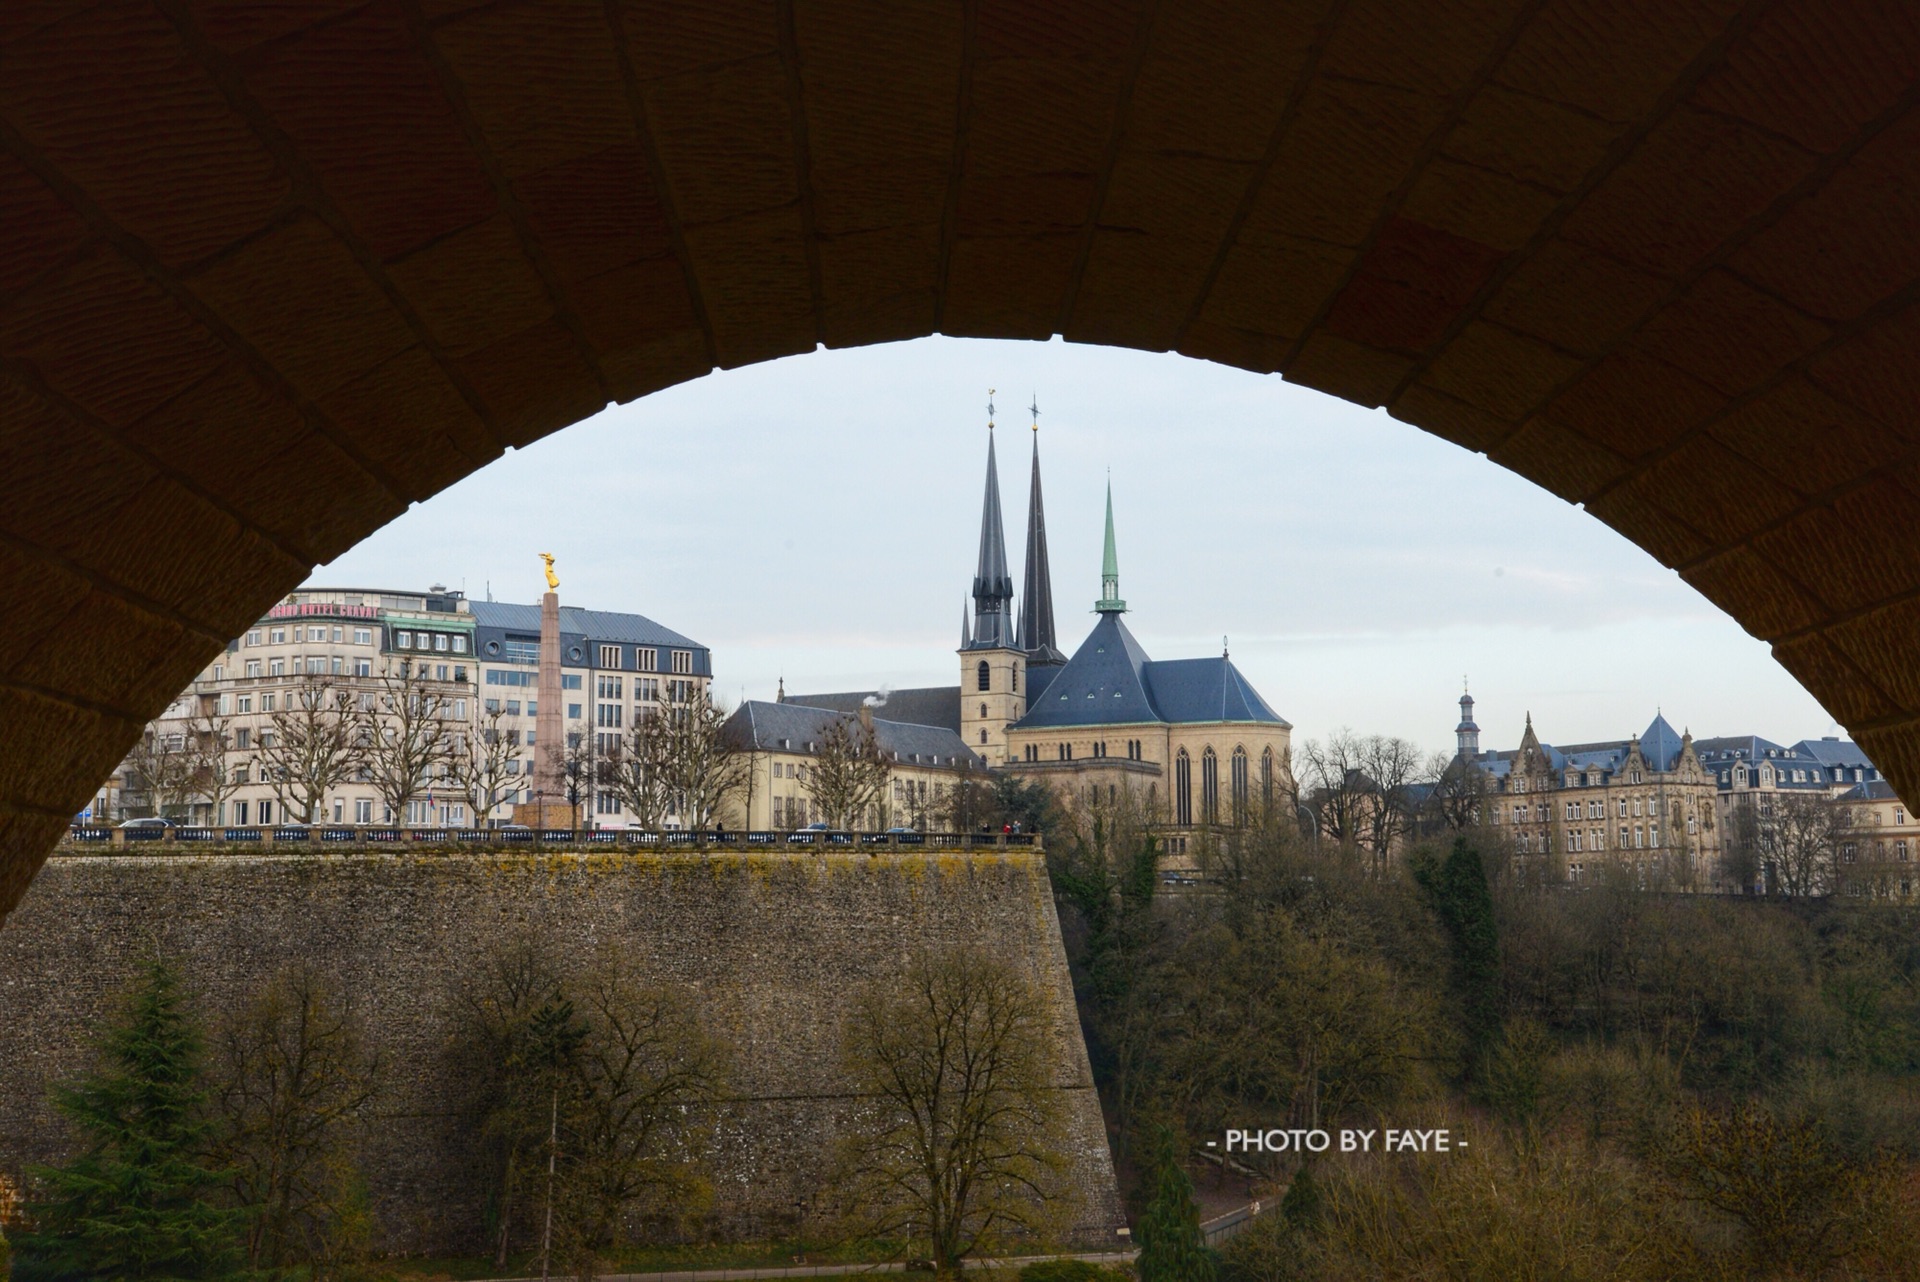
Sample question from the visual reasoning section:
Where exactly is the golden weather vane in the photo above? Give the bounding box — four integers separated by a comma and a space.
539, 552, 559, 592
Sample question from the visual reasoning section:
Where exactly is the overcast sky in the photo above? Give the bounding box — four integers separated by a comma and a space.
309, 336, 1836, 760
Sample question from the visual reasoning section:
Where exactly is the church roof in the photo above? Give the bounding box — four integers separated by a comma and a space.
784, 686, 963, 736
1010, 612, 1289, 731
1146, 657, 1290, 725
725, 700, 982, 767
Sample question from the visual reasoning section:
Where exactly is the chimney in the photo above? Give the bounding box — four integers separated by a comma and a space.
858, 704, 874, 734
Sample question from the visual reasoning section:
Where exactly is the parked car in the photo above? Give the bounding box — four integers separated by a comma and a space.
117, 817, 175, 829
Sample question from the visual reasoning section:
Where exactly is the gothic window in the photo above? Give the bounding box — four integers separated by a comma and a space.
1201, 748, 1219, 825
1230, 747, 1249, 826
979, 728, 987, 744
1175, 750, 1192, 826
976, 661, 991, 691
1013, 668, 1019, 692
980, 702, 988, 718
1261, 747, 1275, 810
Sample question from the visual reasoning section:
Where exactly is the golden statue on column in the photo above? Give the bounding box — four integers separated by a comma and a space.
539, 552, 559, 591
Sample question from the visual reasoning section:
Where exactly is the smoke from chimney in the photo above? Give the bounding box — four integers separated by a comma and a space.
861, 683, 893, 710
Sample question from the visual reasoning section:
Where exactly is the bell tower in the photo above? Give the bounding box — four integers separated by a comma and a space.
959, 395, 1026, 763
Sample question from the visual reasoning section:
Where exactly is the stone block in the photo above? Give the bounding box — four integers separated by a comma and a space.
1560, 108, 1817, 279
1636, 268, 1829, 398
1680, 544, 1826, 641
0, 1, 288, 269
1323, 215, 1507, 354
385, 214, 555, 357
242, 5, 497, 261
188, 214, 417, 405
434, 1, 636, 180
1480, 239, 1670, 359
454, 318, 606, 448
1423, 319, 1586, 422
1693, 0, 1920, 155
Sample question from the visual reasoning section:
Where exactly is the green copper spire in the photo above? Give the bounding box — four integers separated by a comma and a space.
1096, 479, 1126, 613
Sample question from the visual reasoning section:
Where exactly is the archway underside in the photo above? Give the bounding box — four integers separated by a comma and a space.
4, 0, 1920, 919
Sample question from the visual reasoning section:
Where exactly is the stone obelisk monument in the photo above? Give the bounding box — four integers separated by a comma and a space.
533, 552, 568, 825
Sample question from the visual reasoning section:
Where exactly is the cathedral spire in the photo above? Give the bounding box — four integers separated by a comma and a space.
968, 412, 1014, 649
1456, 681, 1480, 759
1095, 478, 1127, 614
1019, 405, 1062, 661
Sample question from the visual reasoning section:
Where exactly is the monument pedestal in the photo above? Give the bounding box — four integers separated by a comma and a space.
512, 800, 578, 829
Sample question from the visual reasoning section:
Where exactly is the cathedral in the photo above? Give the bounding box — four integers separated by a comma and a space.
789, 407, 1293, 834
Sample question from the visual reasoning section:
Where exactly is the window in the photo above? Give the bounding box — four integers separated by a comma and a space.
569, 703, 582, 719
331, 656, 344, 674
259, 800, 272, 825
1261, 747, 1275, 808
435, 634, 448, 651
980, 702, 988, 718
1650, 823, 1660, 846
506, 700, 521, 716
597, 704, 623, 728
453, 698, 466, 719
637, 678, 659, 701
979, 729, 988, 744
269, 659, 285, 677
237, 695, 252, 713
354, 627, 372, 645
246, 629, 263, 646
1175, 750, 1192, 826
1201, 748, 1219, 826
1565, 801, 1578, 821
1012, 667, 1019, 692
1898, 808, 1907, 825
245, 659, 261, 678
1620, 825, 1630, 847
261, 694, 276, 712
672, 649, 693, 674
976, 660, 991, 691
269, 628, 285, 644
1231, 747, 1249, 826
235, 727, 251, 750
396, 631, 411, 648
1616, 797, 1627, 817
635, 648, 658, 672
600, 644, 623, 669
599, 675, 624, 699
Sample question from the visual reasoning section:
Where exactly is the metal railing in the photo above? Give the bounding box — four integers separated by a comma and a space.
58, 826, 1042, 854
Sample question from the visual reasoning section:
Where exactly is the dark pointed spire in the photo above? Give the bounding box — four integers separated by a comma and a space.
968, 415, 1014, 649
1019, 410, 1064, 664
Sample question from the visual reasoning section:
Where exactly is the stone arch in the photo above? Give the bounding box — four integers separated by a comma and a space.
5, 3, 1920, 917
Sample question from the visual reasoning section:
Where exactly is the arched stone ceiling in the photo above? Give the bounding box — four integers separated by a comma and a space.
4, 0, 1920, 921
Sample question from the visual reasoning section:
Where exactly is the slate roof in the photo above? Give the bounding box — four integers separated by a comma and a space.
784, 686, 963, 736
724, 701, 982, 768
1844, 779, 1900, 802
1010, 612, 1289, 730
1640, 713, 1684, 771
468, 600, 703, 650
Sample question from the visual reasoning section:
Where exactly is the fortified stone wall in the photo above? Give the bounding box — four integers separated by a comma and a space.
0, 849, 1125, 1254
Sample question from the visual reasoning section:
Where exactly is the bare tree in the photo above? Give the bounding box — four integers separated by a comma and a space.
1357, 734, 1424, 868
1752, 792, 1856, 897
803, 714, 891, 830
452, 703, 524, 828
1299, 730, 1368, 849
189, 711, 245, 825
601, 712, 673, 830
123, 722, 199, 819
564, 732, 593, 813
255, 676, 361, 824
660, 693, 751, 830
212, 965, 381, 1278
832, 946, 1068, 1273
358, 660, 459, 825
550, 969, 726, 1279
1422, 751, 1492, 834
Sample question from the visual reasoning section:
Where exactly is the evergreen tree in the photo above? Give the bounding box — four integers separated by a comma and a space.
15, 961, 242, 1282
1412, 837, 1503, 1075
1135, 1128, 1216, 1282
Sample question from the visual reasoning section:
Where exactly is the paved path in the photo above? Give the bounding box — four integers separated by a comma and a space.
476, 1250, 1139, 1282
